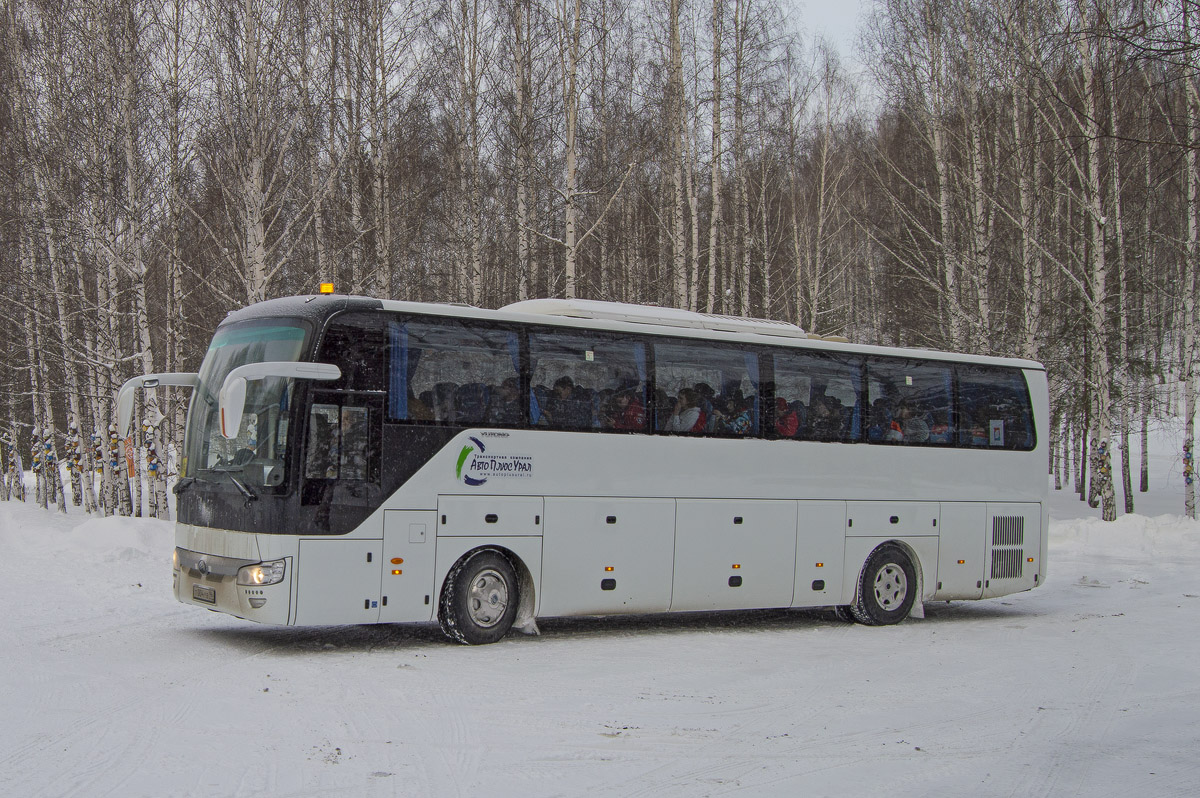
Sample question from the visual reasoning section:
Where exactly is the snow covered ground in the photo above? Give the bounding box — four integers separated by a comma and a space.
2, 423, 1199, 797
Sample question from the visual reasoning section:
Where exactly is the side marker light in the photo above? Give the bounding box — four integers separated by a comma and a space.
319, 282, 335, 294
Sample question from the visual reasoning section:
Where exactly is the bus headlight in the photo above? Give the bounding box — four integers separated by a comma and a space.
237, 560, 286, 586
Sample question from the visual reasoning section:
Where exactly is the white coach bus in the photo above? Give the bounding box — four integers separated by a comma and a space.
119, 293, 1048, 644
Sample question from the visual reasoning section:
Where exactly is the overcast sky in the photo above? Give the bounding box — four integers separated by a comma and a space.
791, 0, 868, 67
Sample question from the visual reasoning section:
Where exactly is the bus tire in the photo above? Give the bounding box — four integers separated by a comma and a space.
438, 550, 519, 645
850, 544, 916, 626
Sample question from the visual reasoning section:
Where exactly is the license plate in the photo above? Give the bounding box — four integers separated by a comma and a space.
192, 584, 216, 604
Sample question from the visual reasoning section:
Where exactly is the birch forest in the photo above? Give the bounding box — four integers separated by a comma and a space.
0, 0, 1198, 521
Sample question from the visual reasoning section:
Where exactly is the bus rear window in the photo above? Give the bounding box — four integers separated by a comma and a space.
957, 366, 1035, 450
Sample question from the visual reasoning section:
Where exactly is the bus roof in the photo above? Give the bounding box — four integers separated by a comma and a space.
227, 294, 1045, 372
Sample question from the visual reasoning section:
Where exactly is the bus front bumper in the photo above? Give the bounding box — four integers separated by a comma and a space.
173, 547, 293, 625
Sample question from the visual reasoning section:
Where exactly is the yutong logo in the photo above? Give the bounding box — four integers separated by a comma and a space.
456, 436, 533, 487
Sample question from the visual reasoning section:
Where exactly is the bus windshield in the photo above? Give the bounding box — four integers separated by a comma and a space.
183, 321, 309, 488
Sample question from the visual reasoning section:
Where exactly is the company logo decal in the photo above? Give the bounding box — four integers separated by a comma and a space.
456, 436, 533, 486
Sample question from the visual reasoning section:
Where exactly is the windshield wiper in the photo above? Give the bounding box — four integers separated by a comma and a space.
227, 473, 258, 503
207, 466, 258, 503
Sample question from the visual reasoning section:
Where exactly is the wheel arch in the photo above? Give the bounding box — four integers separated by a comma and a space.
440, 543, 538, 631
880, 539, 927, 618
847, 537, 935, 618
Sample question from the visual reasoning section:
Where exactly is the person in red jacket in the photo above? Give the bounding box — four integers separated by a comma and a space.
608, 387, 646, 431
774, 397, 799, 437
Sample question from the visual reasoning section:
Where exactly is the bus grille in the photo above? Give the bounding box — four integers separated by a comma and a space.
990, 516, 1025, 579
992, 516, 1024, 546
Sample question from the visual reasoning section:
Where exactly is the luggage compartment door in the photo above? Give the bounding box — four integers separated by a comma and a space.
540, 497, 675, 616
295, 539, 382, 625
671, 500, 796, 612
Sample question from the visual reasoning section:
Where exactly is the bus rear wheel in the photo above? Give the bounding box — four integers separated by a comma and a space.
850, 544, 917, 626
439, 550, 519, 645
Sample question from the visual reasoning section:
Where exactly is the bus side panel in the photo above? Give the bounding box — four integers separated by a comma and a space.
539, 497, 675, 616
294, 539, 383, 625
983, 503, 1043, 598
380, 510, 438, 623
793, 500, 847, 608
933, 502, 987, 600
437, 495, 544, 537
671, 500, 797, 612
842, 536, 940, 606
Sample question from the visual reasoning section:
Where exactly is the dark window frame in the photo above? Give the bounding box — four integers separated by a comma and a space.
304, 309, 1037, 453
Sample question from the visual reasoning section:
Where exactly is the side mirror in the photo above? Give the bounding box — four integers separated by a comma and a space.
217, 362, 341, 440
219, 375, 247, 439
116, 372, 200, 438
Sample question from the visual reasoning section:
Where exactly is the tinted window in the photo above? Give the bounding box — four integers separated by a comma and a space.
529, 330, 647, 431
654, 340, 761, 437
772, 351, 862, 442
319, 313, 388, 392
866, 358, 954, 445
387, 318, 521, 427
957, 365, 1035, 450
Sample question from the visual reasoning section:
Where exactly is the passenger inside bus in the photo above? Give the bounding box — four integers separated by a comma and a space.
485, 377, 523, 425
808, 388, 846, 441
711, 393, 754, 436
544, 376, 592, 429
775, 397, 799, 437
664, 387, 705, 433
605, 386, 646, 431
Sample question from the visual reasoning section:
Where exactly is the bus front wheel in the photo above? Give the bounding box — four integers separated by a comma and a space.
850, 544, 917, 626
438, 550, 519, 645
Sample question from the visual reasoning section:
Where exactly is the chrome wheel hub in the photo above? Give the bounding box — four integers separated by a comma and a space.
873, 563, 908, 610
467, 569, 509, 628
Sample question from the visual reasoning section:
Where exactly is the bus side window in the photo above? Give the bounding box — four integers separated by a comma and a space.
529, 329, 648, 432
305, 403, 374, 480
654, 340, 762, 437
389, 318, 520, 427
865, 358, 952, 446
319, 314, 387, 392
774, 350, 862, 442
305, 404, 341, 479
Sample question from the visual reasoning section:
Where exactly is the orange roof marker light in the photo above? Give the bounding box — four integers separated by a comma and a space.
319, 282, 335, 294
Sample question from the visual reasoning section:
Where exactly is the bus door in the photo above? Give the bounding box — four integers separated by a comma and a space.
294, 538, 383, 624
935, 502, 986, 600
380, 510, 438, 623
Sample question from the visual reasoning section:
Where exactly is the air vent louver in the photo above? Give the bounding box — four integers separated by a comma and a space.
990, 516, 1025, 579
